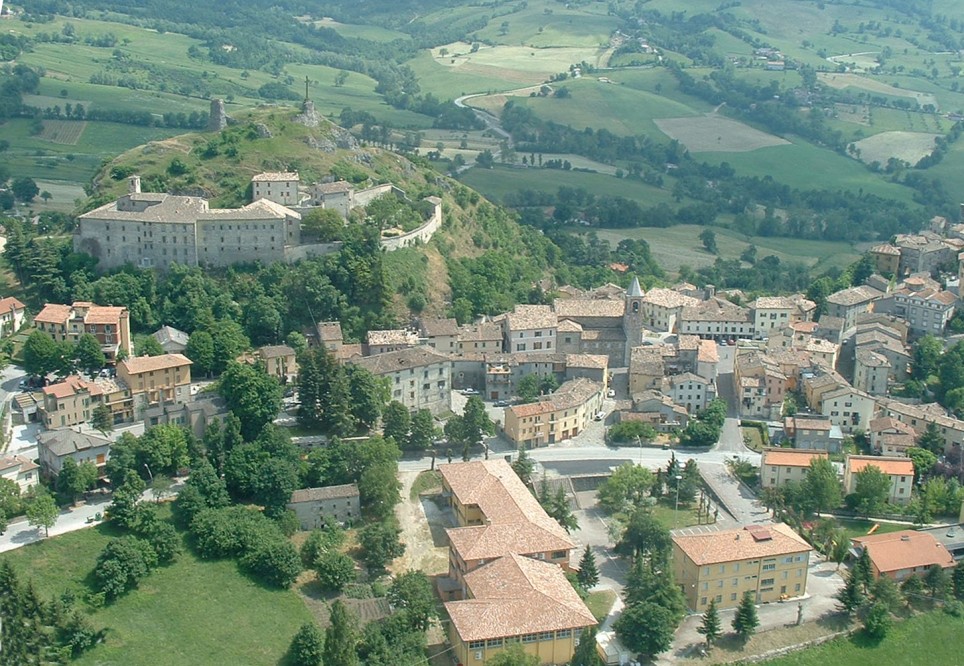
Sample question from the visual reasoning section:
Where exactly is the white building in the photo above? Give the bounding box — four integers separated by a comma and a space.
251, 172, 301, 207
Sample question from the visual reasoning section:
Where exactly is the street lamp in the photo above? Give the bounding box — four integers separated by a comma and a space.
674, 474, 683, 529
635, 435, 644, 466
143, 463, 154, 484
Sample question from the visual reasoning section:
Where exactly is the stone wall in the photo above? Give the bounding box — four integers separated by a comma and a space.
379, 197, 442, 251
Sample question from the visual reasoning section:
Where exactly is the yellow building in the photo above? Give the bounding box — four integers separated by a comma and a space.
439, 460, 594, 666
843, 455, 914, 505
445, 554, 596, 666
117, 353, 192, 412
503, 378, 604, 447
760, 448, 829, 488
672, 523, 811, 611
440, 460, 575, 587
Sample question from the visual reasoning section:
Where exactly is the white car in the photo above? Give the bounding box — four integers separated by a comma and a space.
607, 389, 615, 398
461, 388, 479, 396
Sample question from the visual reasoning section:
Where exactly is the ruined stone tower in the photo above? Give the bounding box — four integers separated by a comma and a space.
207, 98, 227, 132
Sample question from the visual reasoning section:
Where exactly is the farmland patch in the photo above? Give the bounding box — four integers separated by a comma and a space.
654, 115, 789, 152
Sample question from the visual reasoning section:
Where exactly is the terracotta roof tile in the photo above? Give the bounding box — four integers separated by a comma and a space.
445, 554, 596, 642
852, 530, 954, 575
120, 353, 192, 375
846, 455, 914, 476
762, 448, 829, 468
673, 523, 811, 567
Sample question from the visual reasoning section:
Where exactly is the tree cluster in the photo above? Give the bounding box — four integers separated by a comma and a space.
297, 346, 389, 436
0, 561, 102, 663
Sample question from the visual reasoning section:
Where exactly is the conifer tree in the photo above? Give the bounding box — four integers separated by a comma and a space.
732, 591, 759, 642
577, 545, 599, 589
697, 598, 721, 648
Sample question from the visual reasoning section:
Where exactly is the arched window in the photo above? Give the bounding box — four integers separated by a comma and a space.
632, 301, 639, 313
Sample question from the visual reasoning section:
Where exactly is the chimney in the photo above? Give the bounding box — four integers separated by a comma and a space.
129, 175, 141, 194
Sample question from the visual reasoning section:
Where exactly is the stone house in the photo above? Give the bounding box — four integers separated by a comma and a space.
287, 484, 360, 529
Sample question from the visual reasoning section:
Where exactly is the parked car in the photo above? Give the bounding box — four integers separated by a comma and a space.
460, 387, 479, 396
493, 399, 510, 407
606, 389, 615, 398
593, 411, 605, 421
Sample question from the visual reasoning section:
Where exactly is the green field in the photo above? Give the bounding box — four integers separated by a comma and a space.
514, 78, 703, 139
590, 225, 861, 275
460, 164, 681, 208
763, 611, 963, 666
700, 138, 919, 204
0, 519, 312, 665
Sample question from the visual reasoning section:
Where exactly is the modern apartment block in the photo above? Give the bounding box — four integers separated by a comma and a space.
672, 523, 811, 612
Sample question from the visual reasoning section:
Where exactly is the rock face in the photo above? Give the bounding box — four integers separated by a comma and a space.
330, 125, 359, 151
294, 99, 320, 128
254, 122, 272, 138
207, 98, 228, 132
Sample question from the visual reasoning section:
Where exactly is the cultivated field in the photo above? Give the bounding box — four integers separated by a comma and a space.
654, 115, 790, 153
38, 120, 88, 145
589, 225, 862, 275
431, 42, 609, 84
818, 72, 939, 110
854, 131, 938, 166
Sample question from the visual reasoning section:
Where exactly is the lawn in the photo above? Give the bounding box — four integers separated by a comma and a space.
585, 589, 617, 622
0, 515, 313, 666
515, 78, 703, 140
650, 500, 704, 531
763, 611, 963, 666
409, 470, 443, 500
741, 426, 766, 452
831, 518, 908, 543
699, 137, 919, 205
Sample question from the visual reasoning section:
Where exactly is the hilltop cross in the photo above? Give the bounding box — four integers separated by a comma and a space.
305, 76, 309, 102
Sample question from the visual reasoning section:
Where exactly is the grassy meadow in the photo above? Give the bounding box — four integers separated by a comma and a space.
0, 516, 312, 666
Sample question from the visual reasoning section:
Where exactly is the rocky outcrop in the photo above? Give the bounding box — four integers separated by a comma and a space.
207, 99, 228, 132
254, 123, 272, 138
294, 99, 321, 128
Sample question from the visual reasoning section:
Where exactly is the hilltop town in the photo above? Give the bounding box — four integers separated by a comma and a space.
3, 192, 964, 665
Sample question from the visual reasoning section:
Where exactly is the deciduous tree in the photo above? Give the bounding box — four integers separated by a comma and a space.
289, 622, 325, 666
614, 601, 675, 657
25, 489, 59, 537
382, 401, 410, 446
218, 361, 283, 441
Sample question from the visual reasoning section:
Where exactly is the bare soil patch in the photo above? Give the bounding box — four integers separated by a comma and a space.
654, 116, 789, 153
391, 471, 451, 576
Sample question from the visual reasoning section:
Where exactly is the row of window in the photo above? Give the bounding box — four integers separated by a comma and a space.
699, 583, 801, 606
467, 629, 576, 650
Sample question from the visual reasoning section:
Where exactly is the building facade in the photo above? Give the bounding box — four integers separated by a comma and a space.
672, 524, 811, 612
350, 346, 451, 415
503, 378, 604, 447
34, 301, 132, 361
843, 455, 914, 505
75, 177, 302, 271
760, 448, 829, 488
287, 484, 360, 529
251, 172, 300, 207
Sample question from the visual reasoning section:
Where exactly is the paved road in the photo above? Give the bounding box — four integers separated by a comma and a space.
1, 495, 111, 552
